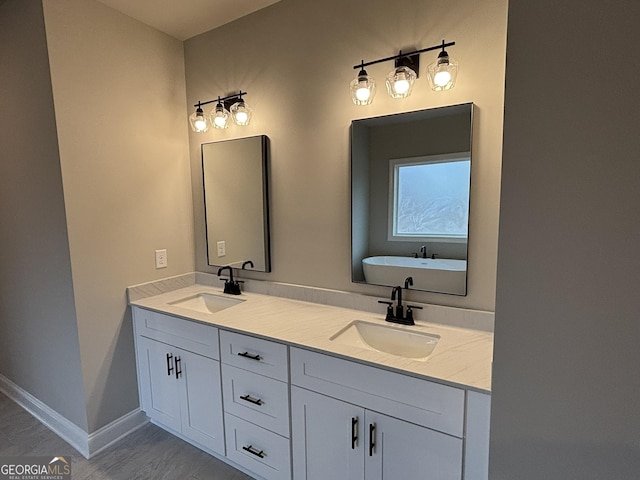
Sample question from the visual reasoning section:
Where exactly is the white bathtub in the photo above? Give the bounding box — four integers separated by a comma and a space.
362, 256, 467, 294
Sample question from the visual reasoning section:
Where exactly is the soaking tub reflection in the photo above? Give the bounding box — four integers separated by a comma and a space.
362, 256, 467, 295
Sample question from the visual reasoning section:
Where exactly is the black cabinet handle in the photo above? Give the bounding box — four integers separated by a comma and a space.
351, 417, 359, 449
369, 423, 376, 457
166, 353, 174, 376
239, 394, 263, 406
237, 351, 262, 361
242, 445, 265, 459
174, 356, 182, 379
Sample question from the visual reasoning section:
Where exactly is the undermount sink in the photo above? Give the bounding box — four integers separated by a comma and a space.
167, 292, 244, 314
330, 320, 440, 360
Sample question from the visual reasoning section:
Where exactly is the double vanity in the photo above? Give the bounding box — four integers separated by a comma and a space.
128, 276, 492, 480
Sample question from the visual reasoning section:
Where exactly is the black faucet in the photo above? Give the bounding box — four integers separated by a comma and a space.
391, 286, 404, 320
241, 260, 254, 270
420, 245, 428, 258
378, 285, 423, 326
217, 266, 242, 295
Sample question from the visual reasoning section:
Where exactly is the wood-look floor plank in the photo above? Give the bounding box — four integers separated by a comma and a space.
0, 392, 253, 480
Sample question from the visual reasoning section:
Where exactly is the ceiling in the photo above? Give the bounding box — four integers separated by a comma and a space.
96, 0, 282, 41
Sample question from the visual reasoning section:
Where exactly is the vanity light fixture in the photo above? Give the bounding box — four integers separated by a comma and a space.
189, 102, 209, 133
350, 61, 376, 105
189, 91, 252, 132
426, 40, 458, 91
212, 97, 230, 129
351, 40, 456, 104
230, 92, 252, 126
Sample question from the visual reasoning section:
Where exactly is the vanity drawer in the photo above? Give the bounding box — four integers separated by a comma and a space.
222, 364, 290, 437
133, 307, 219, 360
290, 347, 465, 437
224, 413, 291, 480
220, 330, 288, 381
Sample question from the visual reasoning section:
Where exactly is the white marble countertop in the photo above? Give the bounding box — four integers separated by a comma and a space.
130, 284, 493, 393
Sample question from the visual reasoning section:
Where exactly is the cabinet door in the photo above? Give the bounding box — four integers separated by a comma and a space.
365, 411, 463, 480
292, 386, 364, 480
179, 349, 225, 455
136, 336, 181, 432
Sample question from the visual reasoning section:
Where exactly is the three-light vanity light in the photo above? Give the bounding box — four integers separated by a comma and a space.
189, 91, 252, 133
350, 40, 458, 106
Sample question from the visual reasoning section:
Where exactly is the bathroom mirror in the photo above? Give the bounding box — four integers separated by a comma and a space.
202, 135, 271, 272
351, 103, 473, 295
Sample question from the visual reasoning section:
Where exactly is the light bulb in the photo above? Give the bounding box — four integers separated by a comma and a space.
350, 67, 376, 105
433, 70, 452, 87
213, 114, 228, 128
385, 66, 416, 98
355, 84, 372, 102
211, 102, 230, 129
427, 48, 458, 91
189, 105, 209, 132
194, 116, 207, 131
231, 99, 252, 126
394, 78, 410, 95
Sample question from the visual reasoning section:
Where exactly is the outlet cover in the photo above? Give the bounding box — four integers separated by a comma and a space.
155, 249, 167, 268
217, 241, 226, 257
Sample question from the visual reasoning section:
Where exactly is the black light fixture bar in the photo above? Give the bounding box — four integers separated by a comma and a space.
352, 40, 455, 70
193, 91, 247, 109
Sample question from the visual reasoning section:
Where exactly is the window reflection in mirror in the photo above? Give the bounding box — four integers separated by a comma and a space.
202, 135, 271, 272
389, 153, 470, 241
351, 104, 473, 295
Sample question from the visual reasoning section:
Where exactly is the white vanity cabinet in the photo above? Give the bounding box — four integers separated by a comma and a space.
132, 307, 225, 455
131, 303, 490, 480
290, 347, 489, 480
220, 330, 291, 480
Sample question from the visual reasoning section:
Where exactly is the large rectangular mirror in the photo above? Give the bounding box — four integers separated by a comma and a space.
351, 103, 473, 295
203, 135, 271, 271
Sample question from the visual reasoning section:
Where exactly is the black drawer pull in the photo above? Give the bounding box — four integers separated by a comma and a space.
351, 417, 359, 449
166, 353, 174, 376
174, 356, 182, 379
238, 351, 262, 361
242, 445, 265, 459
369, 423, 376, 457
240, 394, 263, 406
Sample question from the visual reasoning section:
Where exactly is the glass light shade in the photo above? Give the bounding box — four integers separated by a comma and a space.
189, 107, 209, 133
211, 103, 230, 129
230, 100, 252, 126
427, 51, 458, 91
385, 66, 416, 99
350, 69, 376, 105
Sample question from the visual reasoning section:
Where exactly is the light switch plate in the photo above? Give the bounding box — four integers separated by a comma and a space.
217, 241, 226, 257
155, 249, 167, 268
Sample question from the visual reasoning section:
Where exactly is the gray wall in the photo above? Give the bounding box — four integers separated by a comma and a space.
1, 0, 194, 435
0, 0, 88, 431
42, 0, 193, 433
490, 1, 640, 478
184, 0, 508, 312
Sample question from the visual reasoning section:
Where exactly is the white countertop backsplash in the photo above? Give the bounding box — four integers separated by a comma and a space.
128, 273, 494, 393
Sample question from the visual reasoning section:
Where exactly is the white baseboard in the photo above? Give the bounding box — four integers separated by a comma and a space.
87, 408, 148, 457
0, 373, 147, 459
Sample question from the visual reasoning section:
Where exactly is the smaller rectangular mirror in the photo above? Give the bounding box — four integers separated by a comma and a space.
202, 135, 271, 272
